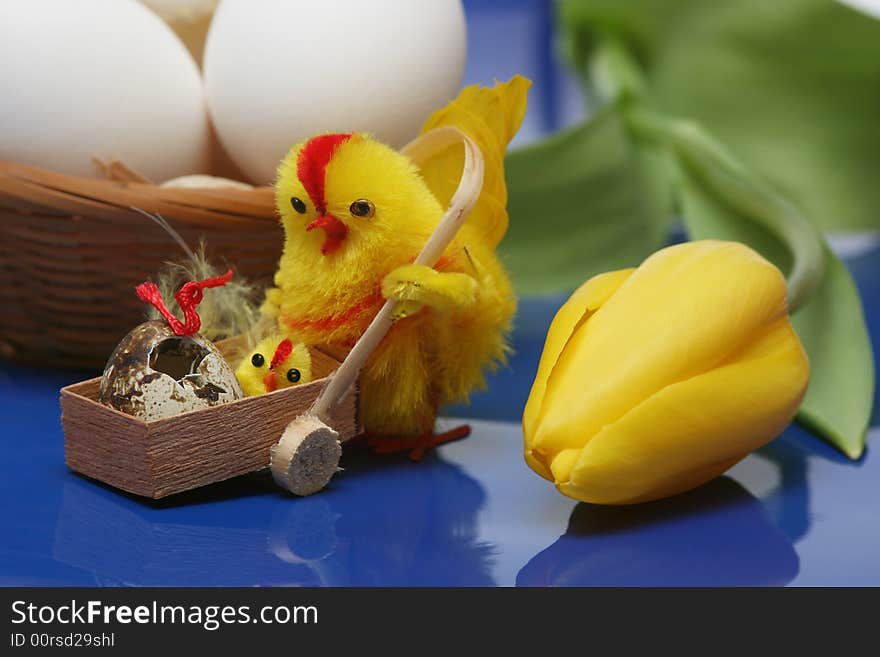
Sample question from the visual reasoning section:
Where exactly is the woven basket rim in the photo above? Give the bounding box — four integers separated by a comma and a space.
0, 159, 278, 225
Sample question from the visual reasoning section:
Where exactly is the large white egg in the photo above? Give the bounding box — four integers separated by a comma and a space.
203, 0, 467, 184
0, 0, 210, 181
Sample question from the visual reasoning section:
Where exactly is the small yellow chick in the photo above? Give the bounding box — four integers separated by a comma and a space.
263, 76, 530, 458
235, 336, 312, 396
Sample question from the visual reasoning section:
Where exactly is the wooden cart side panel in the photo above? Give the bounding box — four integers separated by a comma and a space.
60, 350, 362, 499
61, 382, 154, 497
146, 381, 361, 498
62, 377, 103, 398
310, 348, 347, 379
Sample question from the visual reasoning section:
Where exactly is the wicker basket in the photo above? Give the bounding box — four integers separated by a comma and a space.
0, 160, 281, 369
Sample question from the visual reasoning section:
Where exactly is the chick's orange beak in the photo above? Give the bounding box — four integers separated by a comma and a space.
306, 214, 348, 256
263, 371, 278, 393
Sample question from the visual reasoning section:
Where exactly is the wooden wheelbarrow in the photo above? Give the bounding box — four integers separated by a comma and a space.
61, 127, 484, 499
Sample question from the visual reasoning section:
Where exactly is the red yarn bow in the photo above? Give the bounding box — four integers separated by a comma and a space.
136, 269, 233, 336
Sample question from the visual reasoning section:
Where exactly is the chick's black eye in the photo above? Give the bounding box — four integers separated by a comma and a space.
349, 199, 375, 218
251, 353, 265, 367
287, 368, 301, 383
291, 197, 307, 214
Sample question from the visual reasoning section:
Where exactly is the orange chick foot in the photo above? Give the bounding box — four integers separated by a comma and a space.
367, 424, 472, 461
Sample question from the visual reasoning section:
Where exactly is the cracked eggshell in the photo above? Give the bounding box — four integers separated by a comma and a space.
98, 320, 243, 421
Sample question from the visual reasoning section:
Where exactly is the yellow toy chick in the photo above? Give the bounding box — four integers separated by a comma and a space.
235, 336, 312, 396
264, 75, 530, 458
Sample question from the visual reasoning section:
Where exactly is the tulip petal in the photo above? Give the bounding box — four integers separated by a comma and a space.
523, 269, 634, 479
560, 318, 809, 504
678, 161, 873, 459
532, 241, 790, 455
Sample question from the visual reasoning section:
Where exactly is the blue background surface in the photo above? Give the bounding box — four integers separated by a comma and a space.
1, 0, 878, 586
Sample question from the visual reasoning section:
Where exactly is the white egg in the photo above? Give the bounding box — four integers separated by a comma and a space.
203, 0, 467, 184
0, 0, 210, 181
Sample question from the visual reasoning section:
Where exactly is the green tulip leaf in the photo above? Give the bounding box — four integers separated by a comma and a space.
503, 105, 671, 294
671, 130, 874, 458
791, 255, 875, 459
561, 0, 880, 231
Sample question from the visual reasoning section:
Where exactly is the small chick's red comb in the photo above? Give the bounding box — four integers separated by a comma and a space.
136, 269, 233, 336
270, 338, 293, 370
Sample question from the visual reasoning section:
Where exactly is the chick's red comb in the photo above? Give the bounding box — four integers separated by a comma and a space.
270, 338, 293, 370
297, 133, 353, 214
136, 269, 233, 336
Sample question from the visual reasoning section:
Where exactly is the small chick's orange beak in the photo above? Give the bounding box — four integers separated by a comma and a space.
306, 214, 348, 256
263, 371, 278, 393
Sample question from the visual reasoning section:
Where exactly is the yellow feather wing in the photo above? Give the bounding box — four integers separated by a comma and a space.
415, 75, 531, 249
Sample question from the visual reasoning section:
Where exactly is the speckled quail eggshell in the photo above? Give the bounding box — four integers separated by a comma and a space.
203, 0, 467, 184
0, 0, 210, 180
99, 321, 243, 421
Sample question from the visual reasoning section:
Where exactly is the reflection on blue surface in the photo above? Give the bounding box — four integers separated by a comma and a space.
516, 478, 799, 587
1, 0, 879, 587
753, 439, 811, 543
48, 449, 492, 587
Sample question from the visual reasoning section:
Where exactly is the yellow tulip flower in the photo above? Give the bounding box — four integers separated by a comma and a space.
523, 240, 810, 505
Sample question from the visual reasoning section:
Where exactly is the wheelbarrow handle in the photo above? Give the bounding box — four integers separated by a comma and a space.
310, 127, 485, 420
